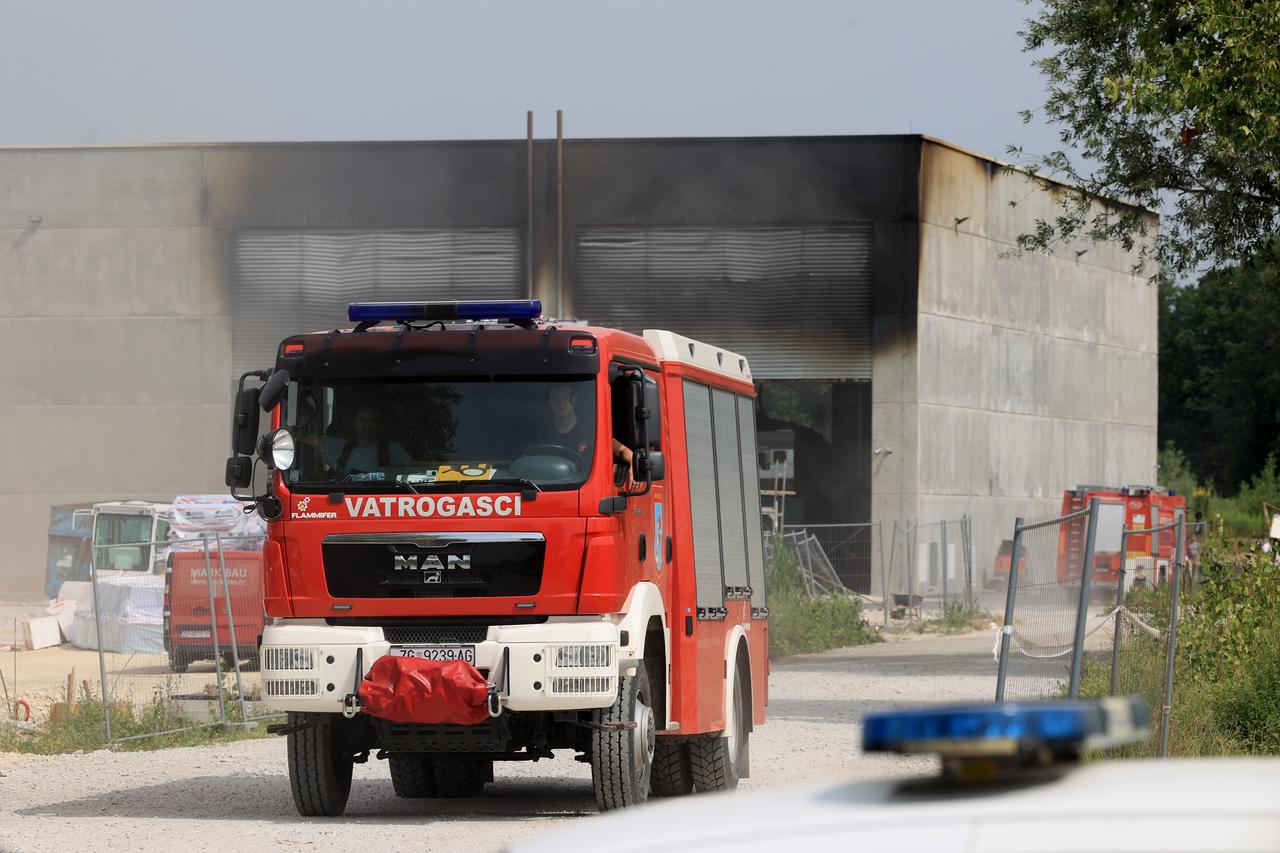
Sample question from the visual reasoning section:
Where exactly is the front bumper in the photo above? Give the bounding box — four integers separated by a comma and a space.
260, 619, 619, 714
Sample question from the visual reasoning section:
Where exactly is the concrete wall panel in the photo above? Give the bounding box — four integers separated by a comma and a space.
0, 148, 204, 229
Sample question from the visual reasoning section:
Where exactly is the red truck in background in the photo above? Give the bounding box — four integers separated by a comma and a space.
992, 486, 1187, 592
1058, 485, 1186, 591
164, 548, 265, 672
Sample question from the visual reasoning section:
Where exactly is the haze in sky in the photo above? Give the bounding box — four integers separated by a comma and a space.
0, 0, 1058, 163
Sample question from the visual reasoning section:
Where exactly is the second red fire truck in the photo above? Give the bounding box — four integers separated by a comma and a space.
226, 300, 769, 816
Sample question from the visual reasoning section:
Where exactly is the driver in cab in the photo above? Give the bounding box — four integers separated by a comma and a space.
541, 384, 638, 491
325, 406, 410, 476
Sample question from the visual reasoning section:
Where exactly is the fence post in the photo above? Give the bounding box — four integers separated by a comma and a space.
202, 534, 228, 723
215, 533, 250, 724
887, 523, 898, 622
1160, 514, 1186, 758
88, 549, 113, 746
994, 518, 1025, 702
878, 522, 888, 626
909, 521, 918, 598
1109, 527, 1129, 696
940, 520, 949, 606
1067, 499, 1101, 698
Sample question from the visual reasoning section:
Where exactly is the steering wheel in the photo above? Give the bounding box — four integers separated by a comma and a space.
516, 443, 586, 469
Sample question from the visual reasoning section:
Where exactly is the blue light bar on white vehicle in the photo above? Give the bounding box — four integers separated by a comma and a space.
862, 697, 1149, 760
346, 300, 542, 324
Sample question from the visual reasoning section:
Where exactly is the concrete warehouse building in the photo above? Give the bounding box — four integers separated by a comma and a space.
0, 134, 1158, 595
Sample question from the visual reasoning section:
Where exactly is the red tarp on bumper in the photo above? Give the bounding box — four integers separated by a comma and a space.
358, 656, 491, 725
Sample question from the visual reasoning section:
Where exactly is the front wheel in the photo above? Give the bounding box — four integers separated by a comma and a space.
287, 713, 354, 817
591, 660, 656, 811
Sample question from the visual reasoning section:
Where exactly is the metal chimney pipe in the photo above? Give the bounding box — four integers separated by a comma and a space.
556, 109, 564, 317
526, 111, 534, 299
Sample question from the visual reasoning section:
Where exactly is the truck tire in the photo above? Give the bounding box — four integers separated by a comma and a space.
168, 649, 194, 673
591, 660, 655, 811
430, 758, 490, 798
287, 713, 354, 817
389, 754, 435, 799
649, 738, 693, 797
689, 663, 747, 793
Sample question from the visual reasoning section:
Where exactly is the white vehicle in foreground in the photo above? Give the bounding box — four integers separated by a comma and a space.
513, 698, 1280, 853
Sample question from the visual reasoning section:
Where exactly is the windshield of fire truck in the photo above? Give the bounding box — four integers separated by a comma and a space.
281, 376, 597, 490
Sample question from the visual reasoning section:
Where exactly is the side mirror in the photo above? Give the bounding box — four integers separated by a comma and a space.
637, 450, 665, 482
642, 377, 661, 451
225, 456, 253, 489
231, 387, 261, 455
259, 368, 290, 412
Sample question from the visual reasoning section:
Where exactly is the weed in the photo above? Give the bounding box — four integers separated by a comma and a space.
766, 537, 880, 657
0, 693, 273, 755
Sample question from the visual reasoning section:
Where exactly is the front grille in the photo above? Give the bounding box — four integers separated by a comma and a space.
554, 644, 612, 668
263, 647, 316, 671
323, 536, 545, 599
265, 678, 319, 697
551, 676, 614, 695
384, 625, 489, 645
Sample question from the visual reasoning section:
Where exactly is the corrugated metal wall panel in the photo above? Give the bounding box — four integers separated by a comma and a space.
232, 229, 522, 375
737, 395, 767, 608
575, 225, 872, 380
713, 389, 749, 592
683, 381, 724, 610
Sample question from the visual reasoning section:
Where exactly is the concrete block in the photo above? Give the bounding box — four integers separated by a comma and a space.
23, 616, 62, 650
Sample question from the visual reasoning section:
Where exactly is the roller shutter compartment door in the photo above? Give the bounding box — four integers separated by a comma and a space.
737, 395, 767, 609
712, 389, 749, 595
683, 381, 724, 612
575, 225, 872, 380
232, 229, 522, 376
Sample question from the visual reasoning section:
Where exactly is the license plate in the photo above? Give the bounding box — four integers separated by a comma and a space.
390, 645, 476, 665
178, 629, 211, 639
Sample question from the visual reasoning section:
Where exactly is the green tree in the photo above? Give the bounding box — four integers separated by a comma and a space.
1014, 0, 1280, 274
1159, 252, 1280, 492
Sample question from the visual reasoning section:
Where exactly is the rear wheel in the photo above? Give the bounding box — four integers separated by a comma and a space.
430, 758, 491, 798
591, 660, 655, 811
287, 713, 354, 817
689, 661, 748, 793
649, 738, 693, 797
388, 754, 435, 799
168, 649, 194, 673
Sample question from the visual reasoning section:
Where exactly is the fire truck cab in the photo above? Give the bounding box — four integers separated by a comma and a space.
226, 300, 769, 816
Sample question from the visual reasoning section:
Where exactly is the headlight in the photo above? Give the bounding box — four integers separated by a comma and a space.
268, 429, 295, 470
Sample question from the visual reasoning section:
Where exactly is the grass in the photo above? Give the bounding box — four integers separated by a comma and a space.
1076, 543, 1280, 758
938, 599, 991, 634
0, 692, 276, 755
766, 537, 880, 658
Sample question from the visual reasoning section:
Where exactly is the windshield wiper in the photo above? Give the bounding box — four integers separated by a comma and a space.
451, 477, 543, 500
331, 479, 423, 493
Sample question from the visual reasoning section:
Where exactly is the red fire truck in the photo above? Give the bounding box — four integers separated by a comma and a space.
226, 300, 769, 817
1057, 485, 1186, 591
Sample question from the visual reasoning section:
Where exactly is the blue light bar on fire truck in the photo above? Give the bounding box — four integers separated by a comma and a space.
346, 300, 542, 324
862, 697, 1149, 763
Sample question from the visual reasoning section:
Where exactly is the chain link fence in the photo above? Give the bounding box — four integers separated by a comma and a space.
995, 502, 1193, 757
81, 533, 277, 744
882, 517, 975, 621
995, 501, 1101, 701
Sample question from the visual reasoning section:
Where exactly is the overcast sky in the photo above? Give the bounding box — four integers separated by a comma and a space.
0, 0, 1058, 162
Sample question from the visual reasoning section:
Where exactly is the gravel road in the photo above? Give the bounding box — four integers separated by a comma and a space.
0, 631, 998, 853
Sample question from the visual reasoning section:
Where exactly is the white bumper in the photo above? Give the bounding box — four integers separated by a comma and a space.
260, 619, 620, 715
